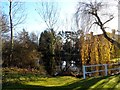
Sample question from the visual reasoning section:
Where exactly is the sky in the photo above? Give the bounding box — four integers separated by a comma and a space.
24, 1, 78, 34
1, 0, 79, 35
0, 0, 118, 35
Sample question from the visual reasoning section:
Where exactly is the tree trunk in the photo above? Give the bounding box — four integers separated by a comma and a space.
9, 1, 14, 66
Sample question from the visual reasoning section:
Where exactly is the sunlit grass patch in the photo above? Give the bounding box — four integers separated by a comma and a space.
88, 75, 120, 89
24, 76, 79, 87
102, 75, 120, 88
115, 82, 120, 88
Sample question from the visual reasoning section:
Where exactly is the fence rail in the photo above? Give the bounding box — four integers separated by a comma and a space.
83, 63, 120, 79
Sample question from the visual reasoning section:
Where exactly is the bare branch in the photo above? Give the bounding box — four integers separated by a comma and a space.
103, 15, 114, 25
75, 1, 120, 48
36, 1, 59, 30
12, 1, 26, 27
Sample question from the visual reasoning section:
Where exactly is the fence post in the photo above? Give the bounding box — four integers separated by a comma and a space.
104, 64, 108, 76
83, 65, 86, 79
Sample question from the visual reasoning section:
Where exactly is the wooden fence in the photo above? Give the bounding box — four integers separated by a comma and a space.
83, 63, 120, 79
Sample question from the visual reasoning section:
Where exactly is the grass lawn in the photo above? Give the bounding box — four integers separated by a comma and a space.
2, 72, 120, 90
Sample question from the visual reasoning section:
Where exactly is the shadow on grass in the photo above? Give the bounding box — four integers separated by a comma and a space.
2, 82, 72, 90
62, 76, 110, 90
2, 75, 120, 90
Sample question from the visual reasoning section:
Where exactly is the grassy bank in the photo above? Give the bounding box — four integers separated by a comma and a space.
2, 68, 120, 90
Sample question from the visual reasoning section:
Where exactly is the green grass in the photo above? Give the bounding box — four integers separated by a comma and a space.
2, 72, 120, 90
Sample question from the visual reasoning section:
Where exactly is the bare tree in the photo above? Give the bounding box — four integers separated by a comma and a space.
7, 0, 26, 65
36, 1, 60, 50
36, 1, 59, 30
36, 1, 60, 75
75, 0, 120, 48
